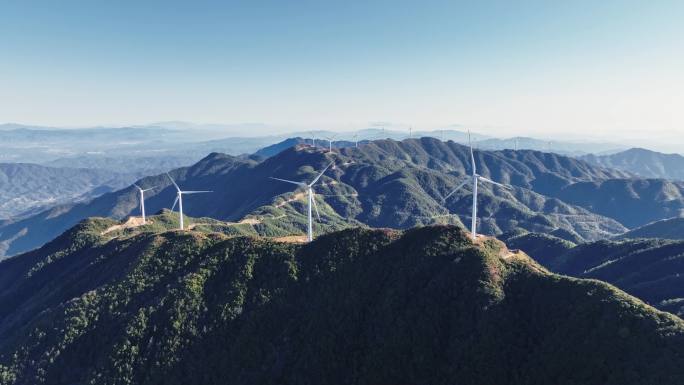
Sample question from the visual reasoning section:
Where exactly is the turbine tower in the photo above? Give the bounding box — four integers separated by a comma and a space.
166, 173, 212, 230
133, 184, 155, 224
442, 131, 511, 240
269, 161, 334, 242
324, 134, 337, 152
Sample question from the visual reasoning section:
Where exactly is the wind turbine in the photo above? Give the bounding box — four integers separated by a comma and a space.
166, 173, 212, 230
442, 131, 511, 240
269, 161, 334, 242
323, 134, 337, 152
133, 184, 155, 224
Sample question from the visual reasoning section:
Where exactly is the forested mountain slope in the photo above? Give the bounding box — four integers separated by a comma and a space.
0, 222, 682, 384
501, 231, 684, 317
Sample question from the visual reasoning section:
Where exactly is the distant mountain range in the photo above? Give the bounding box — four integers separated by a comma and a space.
1, 122, 655, 174
0, 124, 283, 170
475, 136, 625, 155
1, 137, 647, 259
1, 220, 682, 384
46, 155, 198, 175
581, 147, 684, 180
0, 163, 138, 219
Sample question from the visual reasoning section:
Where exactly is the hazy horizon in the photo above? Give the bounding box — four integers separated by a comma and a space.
1, 119, 679, 154
1, 1, 682, 150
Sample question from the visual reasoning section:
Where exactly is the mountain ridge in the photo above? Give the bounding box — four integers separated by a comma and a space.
581, 147, 684, 180
0, 138, 638, 258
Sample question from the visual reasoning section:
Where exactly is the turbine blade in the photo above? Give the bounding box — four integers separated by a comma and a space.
477, 175, 511, 189
309, 161, 335, 186
442, 179, 469, 202
133, 183, 142, 191
166, 173, 181, 192
181, 190, 213, 194
142, 186, 157, 192
269, 177, 306, 186
171, 195, 179, 211
311, 195, 321, 221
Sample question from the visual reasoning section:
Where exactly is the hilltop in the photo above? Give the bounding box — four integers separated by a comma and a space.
0, 221, 683, 384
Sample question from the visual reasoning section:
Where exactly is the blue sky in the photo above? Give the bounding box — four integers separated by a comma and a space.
0, 0, 682, 142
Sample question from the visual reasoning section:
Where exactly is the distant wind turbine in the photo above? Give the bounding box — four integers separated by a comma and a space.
269, 161, 334, 242
167, 173, 212, 230
442, 131, 511, 240
324, 134, 337, 152
133, 184, 155, 224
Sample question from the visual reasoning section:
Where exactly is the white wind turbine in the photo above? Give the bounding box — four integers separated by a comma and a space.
442, 131, 511, 240
269, 161, 334, 242
166, 173, 212, 230
323, 134, 337, 152
133, 184, 156, 224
